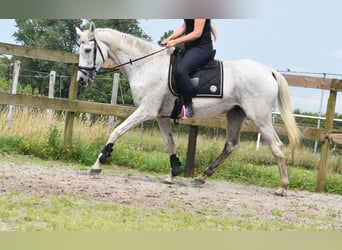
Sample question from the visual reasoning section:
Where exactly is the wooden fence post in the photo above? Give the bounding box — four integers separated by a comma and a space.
108, 73, 120, 133
185, 125, 198, 177
316, 81, 337, 192
46, 70, 56, 126
7, 60, 20, 130
63, 64, 78, 153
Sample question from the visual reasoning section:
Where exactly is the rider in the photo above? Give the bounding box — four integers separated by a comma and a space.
161, 19, 216, 120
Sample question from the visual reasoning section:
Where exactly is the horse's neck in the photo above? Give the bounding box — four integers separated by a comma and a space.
96, 29, 159, 63
95, 28, 170, 105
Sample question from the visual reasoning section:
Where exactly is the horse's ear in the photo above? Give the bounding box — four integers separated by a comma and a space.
76, 27, 83, 37
89, 22, 96, 34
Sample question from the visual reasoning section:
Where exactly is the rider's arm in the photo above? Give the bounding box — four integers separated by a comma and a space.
161, 19, 206, 48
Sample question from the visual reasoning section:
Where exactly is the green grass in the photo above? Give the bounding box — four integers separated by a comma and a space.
0, 192, 333, 231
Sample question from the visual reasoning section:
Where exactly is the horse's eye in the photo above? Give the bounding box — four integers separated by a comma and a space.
85, 48, 91, 53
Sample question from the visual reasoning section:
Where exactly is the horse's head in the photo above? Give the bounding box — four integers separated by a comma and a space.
76, 22, 108, 86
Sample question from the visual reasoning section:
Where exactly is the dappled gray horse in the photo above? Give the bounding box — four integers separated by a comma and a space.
76, 23, 301, 196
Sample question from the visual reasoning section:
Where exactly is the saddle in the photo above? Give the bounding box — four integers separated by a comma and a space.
168, 48, 224, 98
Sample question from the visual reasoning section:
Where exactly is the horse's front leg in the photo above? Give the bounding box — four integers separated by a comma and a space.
90, 106, 151, 175
156, 117, 182, 184
90, 143, 114, 175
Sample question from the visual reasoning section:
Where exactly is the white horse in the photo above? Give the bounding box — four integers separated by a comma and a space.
76, 23, 301, 196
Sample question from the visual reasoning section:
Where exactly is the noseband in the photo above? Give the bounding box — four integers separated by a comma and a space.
77, 38, 105, 81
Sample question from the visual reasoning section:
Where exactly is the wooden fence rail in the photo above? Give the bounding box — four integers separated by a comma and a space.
0, 42, 341, 192
0, 92, 327, 141
0, 42, 78, 63
0, 92, 135, 117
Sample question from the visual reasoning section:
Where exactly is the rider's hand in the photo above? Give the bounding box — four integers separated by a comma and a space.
160, 39, 176, 48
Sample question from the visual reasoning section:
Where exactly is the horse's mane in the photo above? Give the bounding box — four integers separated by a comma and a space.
95, 28, 160, 53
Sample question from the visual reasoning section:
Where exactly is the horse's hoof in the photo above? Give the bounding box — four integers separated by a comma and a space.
274, 187, 287, 197
171, 167, 182, 177
194, 177, 205, 186
163, 175, 175, 184
89, 168, 102, 176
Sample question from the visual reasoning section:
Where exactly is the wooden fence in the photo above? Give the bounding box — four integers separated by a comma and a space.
0, 42, 341, 192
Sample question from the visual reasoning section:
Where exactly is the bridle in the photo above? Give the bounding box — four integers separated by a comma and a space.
77, 38, 105, 81
77, 37, 168, 80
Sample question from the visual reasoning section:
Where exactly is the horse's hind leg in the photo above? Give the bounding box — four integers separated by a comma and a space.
256, 122, 288, 196
195, 106, 246, 185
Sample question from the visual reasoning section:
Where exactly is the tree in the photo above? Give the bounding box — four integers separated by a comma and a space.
0, 56, 12, 82
157, 30, 173, 45
14, 19, 81, 52
12, 19, 83, 97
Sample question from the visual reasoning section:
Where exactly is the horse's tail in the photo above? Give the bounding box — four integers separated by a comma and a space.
272, 70, 302, 153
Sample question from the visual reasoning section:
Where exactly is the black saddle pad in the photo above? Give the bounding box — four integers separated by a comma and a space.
168, 48, 224, 98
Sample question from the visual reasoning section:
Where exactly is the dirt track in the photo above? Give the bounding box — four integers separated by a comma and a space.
1, 159, 342, 230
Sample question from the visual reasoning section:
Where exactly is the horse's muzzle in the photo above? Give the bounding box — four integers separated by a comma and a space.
78, 78, 93, 87
77, 71, 93, 86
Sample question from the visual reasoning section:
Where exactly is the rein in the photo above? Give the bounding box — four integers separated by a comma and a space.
96, 47, 168, 75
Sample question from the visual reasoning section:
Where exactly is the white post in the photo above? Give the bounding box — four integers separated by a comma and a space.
256, 133, 261, 150
46, 70, 56, 126
7, 60, 20, 130
314, 89, 324, 154
108, 73, 120, 133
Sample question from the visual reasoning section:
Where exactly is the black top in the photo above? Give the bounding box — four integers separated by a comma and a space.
184, 19, 212, 48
